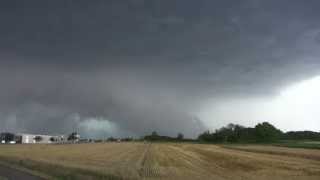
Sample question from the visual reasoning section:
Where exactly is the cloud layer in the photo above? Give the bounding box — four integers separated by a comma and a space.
1, 0, 320, 137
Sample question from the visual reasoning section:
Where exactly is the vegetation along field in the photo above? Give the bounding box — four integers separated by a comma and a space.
0, 142, 320, 180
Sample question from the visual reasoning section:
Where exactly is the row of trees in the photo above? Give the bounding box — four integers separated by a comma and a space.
197, 122, 320, 143
142, 122, 320, 143
282, 131, 320, 141
144, 131, 186, 142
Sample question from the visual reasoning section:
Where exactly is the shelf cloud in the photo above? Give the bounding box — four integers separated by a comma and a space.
1, 0, 320, 137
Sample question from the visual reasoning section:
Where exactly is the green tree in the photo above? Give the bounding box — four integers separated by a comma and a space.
177, 133, 184, 140
198, 131, 212, 142
255, 122, 282, 142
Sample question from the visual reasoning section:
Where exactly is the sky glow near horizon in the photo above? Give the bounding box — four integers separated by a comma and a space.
199, 76, 320, 132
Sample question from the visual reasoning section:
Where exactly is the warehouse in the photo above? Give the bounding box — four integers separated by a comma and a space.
16, 134, 66, 144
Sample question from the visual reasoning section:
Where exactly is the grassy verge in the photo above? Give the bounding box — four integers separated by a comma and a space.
273, 140, 320, 150
0, 156, 124, 180
201, 139, 320, 150
222, 143, 320, 162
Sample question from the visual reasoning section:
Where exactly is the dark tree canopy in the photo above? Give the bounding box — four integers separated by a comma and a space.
198, 122, 283, 143
282, 131, 320, 140
254, 122, 282, 142
177, 133, 184, 140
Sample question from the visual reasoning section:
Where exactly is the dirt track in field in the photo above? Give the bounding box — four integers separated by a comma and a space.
0, 143, 320, 180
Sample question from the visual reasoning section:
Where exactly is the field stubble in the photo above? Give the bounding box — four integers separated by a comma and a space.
0, 143, 319, 179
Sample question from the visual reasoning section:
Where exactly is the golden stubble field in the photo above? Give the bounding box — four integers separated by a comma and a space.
0, 142, 320, 180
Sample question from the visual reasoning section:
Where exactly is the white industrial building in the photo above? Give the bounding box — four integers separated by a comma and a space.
1, 132, 78, 144
17, 134, 66, 144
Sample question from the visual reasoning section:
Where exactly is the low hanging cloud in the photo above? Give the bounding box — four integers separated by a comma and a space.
77, 117, 134, 139
0, 65, 206, 137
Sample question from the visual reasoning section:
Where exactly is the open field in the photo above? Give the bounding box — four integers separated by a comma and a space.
224, 144, 320, 160
0, 143, 320, 180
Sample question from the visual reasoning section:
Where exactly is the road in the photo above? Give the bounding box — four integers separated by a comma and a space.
0, 165, 43, 180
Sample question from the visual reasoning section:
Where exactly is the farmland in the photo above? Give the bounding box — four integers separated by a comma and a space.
0, 143, 320, 180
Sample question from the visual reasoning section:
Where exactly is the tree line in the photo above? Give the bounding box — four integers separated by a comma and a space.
197, 122, 320, 143
197, 122, 282, 143
143, 131, 191, 142
142, 122, 320, 143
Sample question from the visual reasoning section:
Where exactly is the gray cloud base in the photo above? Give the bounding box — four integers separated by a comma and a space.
1, 0, 320, 137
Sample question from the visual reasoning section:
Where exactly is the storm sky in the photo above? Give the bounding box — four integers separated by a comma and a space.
1, 0, 320, 138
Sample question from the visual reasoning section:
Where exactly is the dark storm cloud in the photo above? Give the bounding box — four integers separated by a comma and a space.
1, 0, 320, 137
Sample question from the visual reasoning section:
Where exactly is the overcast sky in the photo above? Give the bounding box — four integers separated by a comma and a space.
1, 0, 320, 138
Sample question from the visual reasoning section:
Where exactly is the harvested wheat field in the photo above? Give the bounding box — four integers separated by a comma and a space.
0, 143, 320, 180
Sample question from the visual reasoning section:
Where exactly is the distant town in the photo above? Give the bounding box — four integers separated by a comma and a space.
0, 132, 80, 144
0, 131, 150, 144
